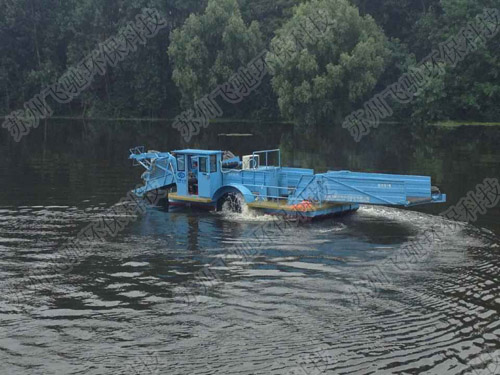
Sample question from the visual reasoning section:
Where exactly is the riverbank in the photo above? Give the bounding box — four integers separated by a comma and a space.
433, 121, 500, 128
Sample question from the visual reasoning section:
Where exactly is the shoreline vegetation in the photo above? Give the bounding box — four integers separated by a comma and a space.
433, 121, 500, 127
1, 0, 499, 136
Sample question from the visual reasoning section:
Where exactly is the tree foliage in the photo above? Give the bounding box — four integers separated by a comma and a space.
0, 0, 207, 118
168, 0, 264, 106
266, 0, 390, 126
409, 0, 500, 122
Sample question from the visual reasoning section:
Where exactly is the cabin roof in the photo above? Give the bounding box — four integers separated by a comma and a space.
172, 149, 222, 155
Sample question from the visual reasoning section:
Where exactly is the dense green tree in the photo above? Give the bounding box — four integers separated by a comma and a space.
62, 0, 198, 118
239, 0, 301, 39
408, 0, 500, 122
353, 0, 500, 123
0, 0, 208, 118
0, 0, 63, 111
353, 0, 439, 48
267, 0, 389, 126
351, 0, 439, 90
168, 0, 264, 107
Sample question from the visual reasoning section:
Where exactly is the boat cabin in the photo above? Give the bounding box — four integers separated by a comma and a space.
171, 149, 223, 198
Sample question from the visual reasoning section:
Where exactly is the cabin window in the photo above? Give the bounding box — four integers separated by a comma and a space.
210, 155, 217, 172
199, 157, 207, 173
176, 154, 185, 171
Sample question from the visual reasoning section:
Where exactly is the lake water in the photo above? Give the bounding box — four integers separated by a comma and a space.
0, 119, 499, 374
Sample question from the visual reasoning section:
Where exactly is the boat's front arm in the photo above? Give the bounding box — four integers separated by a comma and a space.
129, 147, 177, 197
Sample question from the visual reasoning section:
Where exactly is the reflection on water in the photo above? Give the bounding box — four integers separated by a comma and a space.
0, 120, 499, 374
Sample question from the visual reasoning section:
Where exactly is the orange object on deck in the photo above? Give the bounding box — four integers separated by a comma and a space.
291, 200, 314, 211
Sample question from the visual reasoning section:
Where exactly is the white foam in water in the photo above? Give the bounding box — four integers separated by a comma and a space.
317, 223, 346, 233
122, 262, 149, 267
359, 205, 430, 224
358, 205, 468, 234
216, 197, 278, 222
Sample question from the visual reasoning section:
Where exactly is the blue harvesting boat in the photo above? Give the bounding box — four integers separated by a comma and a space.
129, 147, 446, 220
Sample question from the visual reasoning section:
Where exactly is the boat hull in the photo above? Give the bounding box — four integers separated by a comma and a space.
168, 193, 217, 210
167, 193, 359, 220
168, 199, 217, 211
